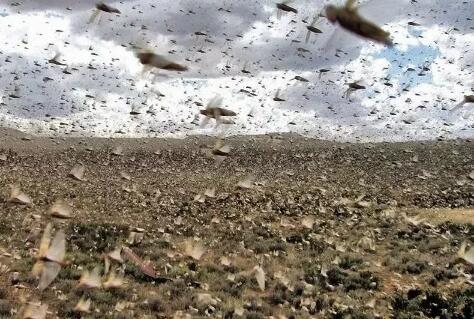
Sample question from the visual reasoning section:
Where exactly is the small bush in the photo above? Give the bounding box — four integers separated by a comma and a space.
68, 223, 128, 253
403, 261, 428, 274
0, 299, 12, 316
326, 267, 379, 291
339, 255, 363, 270
148, 297, 164, 312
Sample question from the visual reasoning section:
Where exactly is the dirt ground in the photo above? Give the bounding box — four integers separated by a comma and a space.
0, 128, 473, 318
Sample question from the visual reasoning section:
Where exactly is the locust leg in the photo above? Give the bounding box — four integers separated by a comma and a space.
88, 9, 100, 24
450, 101, 465, 112
305, 30, 311, 43
345, 88, 355, 99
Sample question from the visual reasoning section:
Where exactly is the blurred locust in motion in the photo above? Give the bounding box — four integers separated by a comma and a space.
21, 302, 48, 319
325, 0, 393, 46
200, 95, 237, 127
31, 223, 67, 291
345, 80, 366, 98
451, 95, 474, 112
306, 14, 324, 43
276, 1, 298, 19
88, 2, 121, 24
273, 89, 286, 102
136, 49, 188, 72
48, 53, 67, 66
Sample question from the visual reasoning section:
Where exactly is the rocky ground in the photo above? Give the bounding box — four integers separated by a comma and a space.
0, 128, 473, 318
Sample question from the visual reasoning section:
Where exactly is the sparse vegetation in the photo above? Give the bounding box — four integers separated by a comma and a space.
68, 223, 128, 253
0, 299, 12, 316
326, 267, 379, 291
392, 288, 474, 319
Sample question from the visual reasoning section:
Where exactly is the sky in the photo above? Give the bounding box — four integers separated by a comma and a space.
0, 0, 473, 142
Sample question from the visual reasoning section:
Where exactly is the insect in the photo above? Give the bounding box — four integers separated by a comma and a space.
74, 296, 91, 313
305, 15, 323, 43
276, 1, 298, 19
325, 0, 393, 46
273, 89, 286, 102
8, 184, 32, 205
136, 50, 188, 72
50, 200, 73, 219
294, 75, 309, 82
96, 2, 121, 14
241, 61, 251, 74
200, 96, 237, 127
21, 302, 48, 319
31, 223, 66, 290
184, 240, 206, 261
451, 95, 474, 112
121, 246, 170, 283
122, 246, 159, 279
319, 68, 330, 79
345, 80, 366, 98
77, 266, 102, 288
88, 2, 121, 24
457, 241, 474, 265
48, 53, 66, 66
211, 138, 231, 157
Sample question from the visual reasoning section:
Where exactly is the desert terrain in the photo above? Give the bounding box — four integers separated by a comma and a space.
0, 129, 472, 318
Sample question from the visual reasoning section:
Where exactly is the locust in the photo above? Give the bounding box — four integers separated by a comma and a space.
88, 2, 121, 24
136, 50, 188, 72
451, 95, 474, 112
31, 223, 67, 290
345, 80, 366, 98
48, 53, 66, 66
273, 89, 286, 102
319, 68, 330, 78
276, 1, 298, 19
306, 15, 323, 43
200, 95, 237, 127
211, 139, 231, 157
325, 0, 393, 46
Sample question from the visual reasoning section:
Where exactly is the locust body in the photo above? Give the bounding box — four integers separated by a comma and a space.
325, 0, 393, 46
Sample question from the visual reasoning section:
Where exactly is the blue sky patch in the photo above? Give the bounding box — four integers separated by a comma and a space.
371, 42, 439, 87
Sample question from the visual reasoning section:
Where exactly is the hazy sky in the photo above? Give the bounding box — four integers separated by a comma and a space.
0, 0, 472, 141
